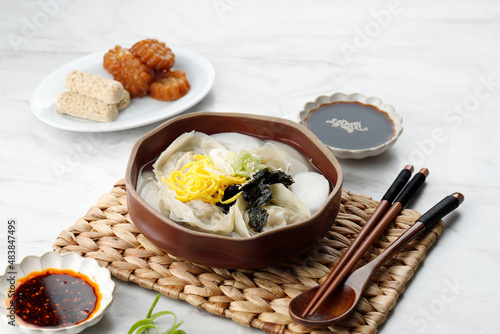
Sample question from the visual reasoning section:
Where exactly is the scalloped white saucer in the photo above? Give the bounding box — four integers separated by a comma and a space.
298, 92, 403, 159
0, 252, 115, 333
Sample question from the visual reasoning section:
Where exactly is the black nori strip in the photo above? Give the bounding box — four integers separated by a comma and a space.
217, 184, 242, 213
263, 169, 294, 186
240, 168, 268, 191
217, 168, 295, 232
243, 182, 272, 208
248, 206, 268, 232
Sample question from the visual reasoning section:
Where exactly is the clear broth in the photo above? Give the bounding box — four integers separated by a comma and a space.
136, 132, 333, 237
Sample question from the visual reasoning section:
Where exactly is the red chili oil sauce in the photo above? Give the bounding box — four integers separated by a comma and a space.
304, 102, 395, 150
11, 268, 101, 328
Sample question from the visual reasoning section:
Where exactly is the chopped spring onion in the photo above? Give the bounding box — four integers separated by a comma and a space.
225, 151, 242, 171
230, 150, 266, 178
128, 294, 186, 334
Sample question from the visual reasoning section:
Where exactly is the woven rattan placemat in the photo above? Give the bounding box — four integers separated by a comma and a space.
53, 179, 442, 334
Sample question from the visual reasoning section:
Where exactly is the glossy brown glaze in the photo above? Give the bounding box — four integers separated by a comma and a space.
290, 221, 427, 327
299, 165, 416, 317
297, 202, 405, 317
299, 199, 391, 317
125, 112, 343, 269
290, 191, 463, 327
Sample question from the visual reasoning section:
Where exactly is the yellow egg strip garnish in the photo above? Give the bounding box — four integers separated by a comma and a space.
163, 155, 246, 204
220, 191, 242, 204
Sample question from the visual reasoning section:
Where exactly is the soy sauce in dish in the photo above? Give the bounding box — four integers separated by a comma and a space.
11, 268, 101, 329
304, 102, 395, 150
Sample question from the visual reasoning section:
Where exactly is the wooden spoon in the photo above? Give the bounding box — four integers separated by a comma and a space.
300, 166, 426, 317
289, 192, 464, 327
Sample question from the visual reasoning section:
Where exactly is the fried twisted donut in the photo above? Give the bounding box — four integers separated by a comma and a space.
149, 70, 190, 101
130, 39, 175, 71
103, 46, 154, 98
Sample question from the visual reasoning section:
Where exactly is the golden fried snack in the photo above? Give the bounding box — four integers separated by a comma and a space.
130, 39, 175, 71
149, 70, 190, 101
103, 46, 154, 98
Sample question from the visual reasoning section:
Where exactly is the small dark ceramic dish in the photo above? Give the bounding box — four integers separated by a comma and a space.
125, 112, 343, 269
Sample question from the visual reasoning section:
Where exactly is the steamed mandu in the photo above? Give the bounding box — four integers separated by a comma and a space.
138, 131, 330, 238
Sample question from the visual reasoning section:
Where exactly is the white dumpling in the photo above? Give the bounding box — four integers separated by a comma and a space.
158, 152, 195, 178
250, 142, 291, 173
208, 148, 235, 176
291, 172, 330, 213
260, 184, 311, 233
153, 131, 226, 181
157, 181, 236, 235
268, 184, 311, 217
262, 208, 288, 231
269, 141, 311, 177
137, 171, 161, 213
232, 196, 251, 238
144, 130, 324, 238
152, 131, 237, 236
210, 132, 264, 152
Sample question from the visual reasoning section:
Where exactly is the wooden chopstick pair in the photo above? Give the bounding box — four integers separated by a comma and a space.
302, 165, 429, 317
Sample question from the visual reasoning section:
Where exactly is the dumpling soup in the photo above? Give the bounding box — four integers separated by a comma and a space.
137, 131, 331, 238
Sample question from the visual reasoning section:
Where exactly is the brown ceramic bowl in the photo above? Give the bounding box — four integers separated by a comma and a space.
125, 112, 343, 269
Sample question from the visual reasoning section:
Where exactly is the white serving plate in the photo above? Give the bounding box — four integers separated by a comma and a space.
31, 48, 216, 132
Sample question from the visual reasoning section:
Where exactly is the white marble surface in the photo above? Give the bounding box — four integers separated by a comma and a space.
1, 0, 499, 333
